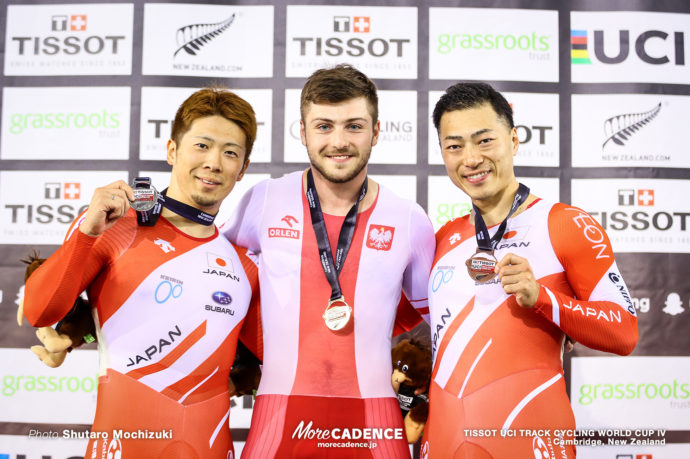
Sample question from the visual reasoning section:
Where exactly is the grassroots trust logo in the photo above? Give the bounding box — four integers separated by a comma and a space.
577, 380, 690, 406
291, 420, 403, 449
437, 31, 550, 54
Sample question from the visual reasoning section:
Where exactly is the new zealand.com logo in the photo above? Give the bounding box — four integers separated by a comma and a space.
602, 102, 661, 149
174, 14, 235, 57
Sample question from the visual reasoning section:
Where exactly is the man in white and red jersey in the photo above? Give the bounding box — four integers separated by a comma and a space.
221, 64, 435, 458
421, 83, 639, 458
23, 88, 261, 459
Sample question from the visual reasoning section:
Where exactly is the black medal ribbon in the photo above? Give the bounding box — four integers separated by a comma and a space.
306, 168, 367, 302
136, 187, 216, 227
472, 183, 530, 251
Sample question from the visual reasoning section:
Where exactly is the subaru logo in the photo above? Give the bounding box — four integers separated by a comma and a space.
212, 291, 232, 305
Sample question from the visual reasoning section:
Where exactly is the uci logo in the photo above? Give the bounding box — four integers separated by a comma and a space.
155, 280, 182, 304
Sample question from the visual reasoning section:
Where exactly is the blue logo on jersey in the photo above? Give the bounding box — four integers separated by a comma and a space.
155, 281, 183, 304
212, 291, 232, 305
431, 268, 454, 292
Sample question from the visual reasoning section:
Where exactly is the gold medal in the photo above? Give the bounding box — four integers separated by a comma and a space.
465, 249, 498, 283
322, 296, 352, 331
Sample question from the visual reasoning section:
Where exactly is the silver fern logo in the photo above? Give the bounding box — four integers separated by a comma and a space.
174, 14, 235, 57
602, 102, 661, 149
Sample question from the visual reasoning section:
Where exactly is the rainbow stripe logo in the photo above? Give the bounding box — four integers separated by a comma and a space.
571, 30, 592, 64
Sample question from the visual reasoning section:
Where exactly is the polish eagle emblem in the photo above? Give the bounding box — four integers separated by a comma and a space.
366, 225, 395, 251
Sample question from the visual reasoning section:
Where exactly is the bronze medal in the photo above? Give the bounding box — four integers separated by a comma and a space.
465, 249, 498, 283
322, 297, 352, 331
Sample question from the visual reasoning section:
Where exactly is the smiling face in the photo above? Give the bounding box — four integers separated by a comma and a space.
439, 103, 519, 210
300, 97, 379, 184
166, 115, 249, 214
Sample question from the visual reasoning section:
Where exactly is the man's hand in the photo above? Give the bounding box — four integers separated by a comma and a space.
80, 180, 134, 237
495, 253, 540, 308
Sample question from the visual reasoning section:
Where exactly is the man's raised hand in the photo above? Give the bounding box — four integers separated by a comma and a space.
79, 180, 134, 237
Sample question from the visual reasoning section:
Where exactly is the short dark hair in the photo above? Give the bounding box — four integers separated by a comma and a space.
300, 64, 378, 124
171, 87, 257, 160
432, 82, 514, 131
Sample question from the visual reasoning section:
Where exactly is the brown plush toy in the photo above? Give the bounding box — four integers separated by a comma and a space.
17, 251, 96, 367
392, 338, 432, 443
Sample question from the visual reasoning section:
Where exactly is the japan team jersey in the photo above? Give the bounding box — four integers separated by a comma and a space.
23, 210, 258, 459
221, 171, 435, 458
421, 199, 638, 459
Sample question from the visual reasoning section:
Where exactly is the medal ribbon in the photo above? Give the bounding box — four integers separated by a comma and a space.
137, 187, 216, 227
472, 183, 530, 251
306, 168, 368, 302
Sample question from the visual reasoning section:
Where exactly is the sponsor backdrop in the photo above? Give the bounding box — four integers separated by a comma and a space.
0, 0, 688, 457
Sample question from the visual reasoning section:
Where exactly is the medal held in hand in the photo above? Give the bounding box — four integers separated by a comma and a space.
129, 177, 158, 212
465, 249, 499, 283
466, 183, 530, 284
306, 169, 367, 331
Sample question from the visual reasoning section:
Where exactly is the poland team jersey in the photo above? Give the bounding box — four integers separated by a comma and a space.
421, 199, 638, 459
23, 210, 257, 459
221, 171, 435, 458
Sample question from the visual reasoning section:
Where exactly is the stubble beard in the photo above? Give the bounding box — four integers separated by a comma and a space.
308, 147, 371, 184
190, 192, 220, 210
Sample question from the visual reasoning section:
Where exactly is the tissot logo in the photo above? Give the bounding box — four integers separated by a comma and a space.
618, 189, 654, 206
573, 179, 690, 254
515, 125, 552, 146
571, 29, 685, 66
286, 6, 417, 78
1, 171, 124, 244
12, 17, 125, 56
333, 16, 370, 33
51, 14, 87, 32
4, 5, 133, 75
44, 182, 81, 200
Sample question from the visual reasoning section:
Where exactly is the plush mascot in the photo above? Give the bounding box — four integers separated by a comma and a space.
16, 251, 95, 367
392, 338, 432, 443
17, 251, 262, 396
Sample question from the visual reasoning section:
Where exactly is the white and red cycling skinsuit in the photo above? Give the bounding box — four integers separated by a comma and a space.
23, 209, 258, 459
421, 199, 638, 459
221, 171, 435, 458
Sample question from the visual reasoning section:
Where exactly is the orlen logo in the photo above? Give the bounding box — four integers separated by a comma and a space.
590, 188, 690, 232
570, 29, 685, 66
293, 16, 410, 58
11, 13, 126, 56
44, 182, 81, 200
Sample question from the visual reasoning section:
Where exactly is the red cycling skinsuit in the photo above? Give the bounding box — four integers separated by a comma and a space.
420, 200, 638, 459
221, 171, 436, 458
24, 209, 259, 459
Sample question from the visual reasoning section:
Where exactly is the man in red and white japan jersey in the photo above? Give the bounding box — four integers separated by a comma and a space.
420, 83, 638, 458
221, 65, 436, 458
23, 88, 261, 459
